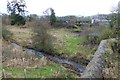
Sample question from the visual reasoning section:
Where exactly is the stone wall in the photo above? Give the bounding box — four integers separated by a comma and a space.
81, 39, 116, 78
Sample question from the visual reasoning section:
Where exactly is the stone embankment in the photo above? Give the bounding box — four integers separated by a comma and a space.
81, 39, 116, 78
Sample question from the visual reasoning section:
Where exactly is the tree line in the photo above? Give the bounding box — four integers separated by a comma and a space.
7, 0, 56, 26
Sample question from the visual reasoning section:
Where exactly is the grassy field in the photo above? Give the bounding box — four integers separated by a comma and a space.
2, 24, 119, 78
5, 25, 97, 65
4, 63, 79, 78
2, 40, 79, 78
6, 26, 33, 46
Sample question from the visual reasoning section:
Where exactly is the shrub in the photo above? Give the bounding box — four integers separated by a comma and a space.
82, 35, 99, 45
99, 28, 115, 40
103, 40, 119, 78
10, 14, 26, 25
32, 21, 54, 52
111, 40, 120, 53
53, 20, 64, 27
116, 29, 120, 37
81, 28, 116, 45
2, 27, 13, 40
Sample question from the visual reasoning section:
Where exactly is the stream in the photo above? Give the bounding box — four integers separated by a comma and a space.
11, 42, 86, 76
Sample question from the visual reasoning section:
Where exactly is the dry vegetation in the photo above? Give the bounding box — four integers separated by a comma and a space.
2, 20, 119, 78
2, 40, 48, 69
103, 40, 119, 78
5, 21, 95, 65
2, 40, 79, 78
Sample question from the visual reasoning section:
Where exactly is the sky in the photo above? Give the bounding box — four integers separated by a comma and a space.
0, 0, 120, 16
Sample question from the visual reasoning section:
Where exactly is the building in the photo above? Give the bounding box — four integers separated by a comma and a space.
91, 14, 110, 26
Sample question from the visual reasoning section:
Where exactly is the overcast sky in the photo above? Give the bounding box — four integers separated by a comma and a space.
0, 0, 119, 16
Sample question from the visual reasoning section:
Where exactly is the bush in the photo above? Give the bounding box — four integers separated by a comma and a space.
103, 40, 119, 78
99, 28, 115, 40
10, 14, 26, 25
111, 40, 120, 53
116, 29, 120, 37
32, 21, 54, 52
82, 35, 99, 45
53, 20, 64, 27
2, 27, 13, 40
81, 28, 116, 45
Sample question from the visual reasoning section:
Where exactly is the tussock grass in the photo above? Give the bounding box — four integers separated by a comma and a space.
103, 40, 119, 78
5, 25, 95, 64
2, 40, 79, 78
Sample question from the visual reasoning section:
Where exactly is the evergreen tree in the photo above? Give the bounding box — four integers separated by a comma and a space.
50, 8, 56, 25
7, 0, 26, 25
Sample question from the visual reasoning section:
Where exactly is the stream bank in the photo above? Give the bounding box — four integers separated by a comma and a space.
10, 42, 86, 76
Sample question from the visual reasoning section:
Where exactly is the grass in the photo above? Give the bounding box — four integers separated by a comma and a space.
50, 28, 80, 56
3, 63, 79, 78
6, 25, 33, 46
65, 37, 80, 55
4, 67, 25, 78
66, 37, 80, 44
55, 36, 94, 60
3, 23, 118, 78
103, 40, 119, 78
5, 25, 95, 62
2, 40, 79, 78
